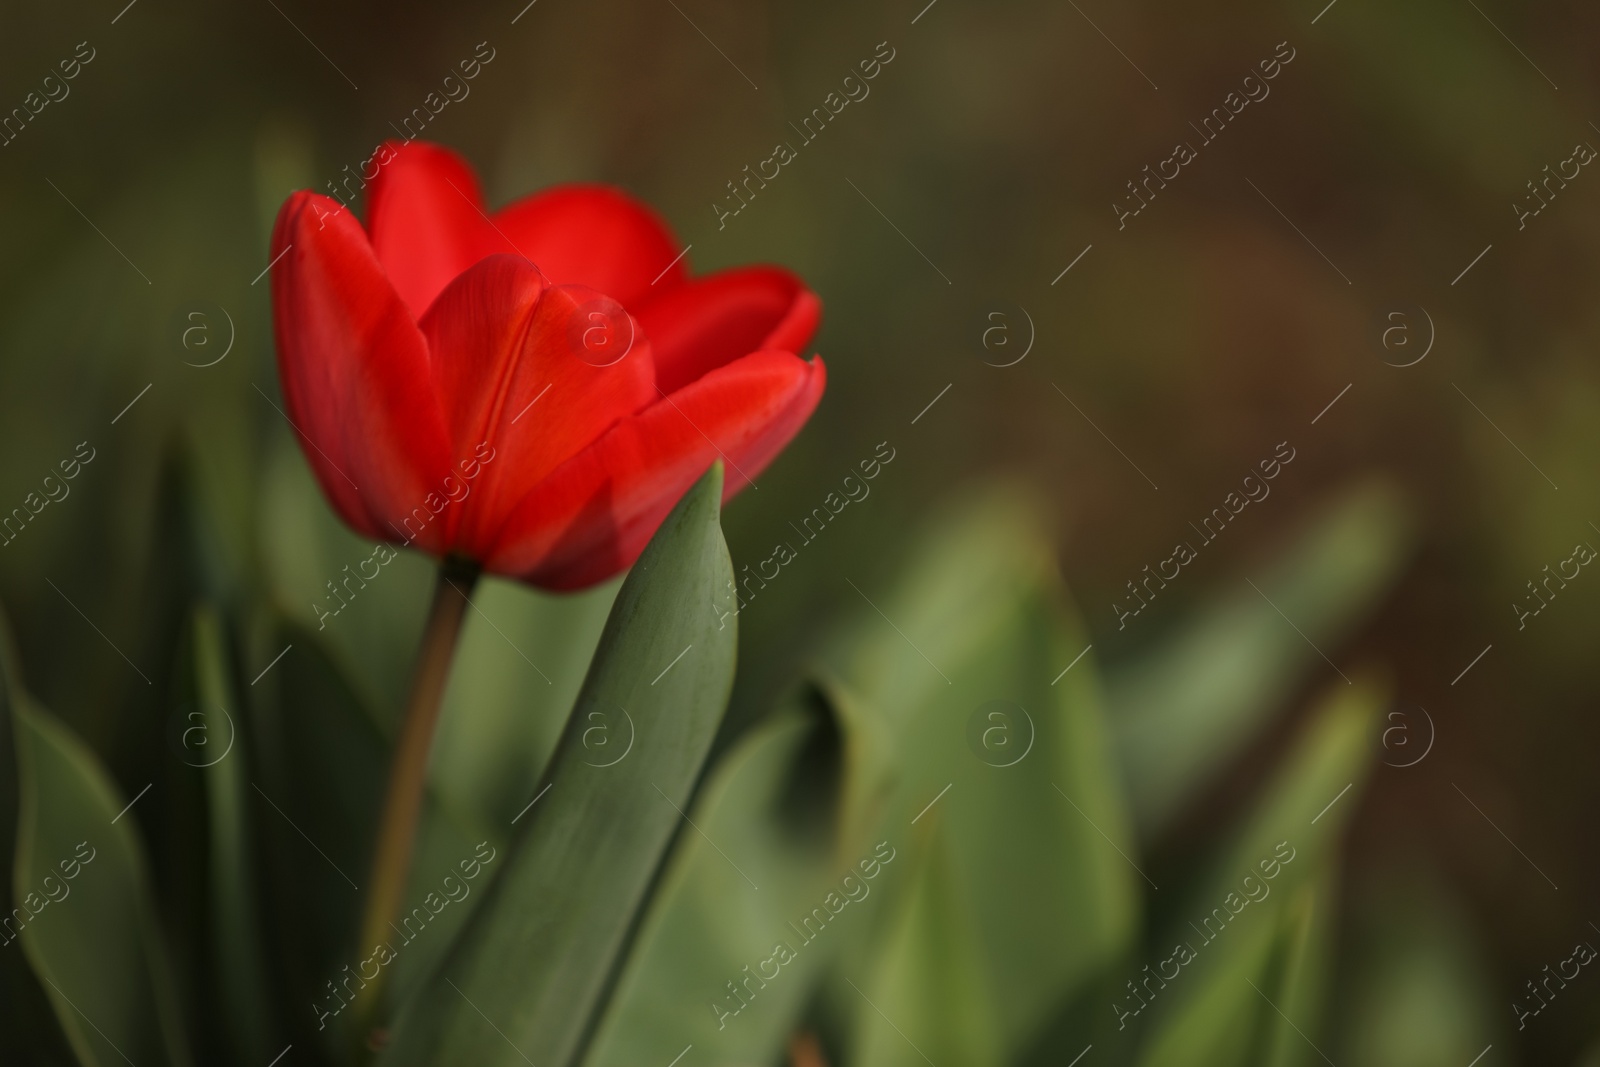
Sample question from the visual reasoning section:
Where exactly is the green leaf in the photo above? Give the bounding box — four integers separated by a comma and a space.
250, 623, 386, 1037
849, 827, 1003, 1067
823, 486, 1138, 1061
182, 605, 273, 1060
1337, 873, 1501, 1067
12, 700, 192, 1067
430, 576, 619, 838
1259, 880, 1333, 1067
1132, 881, 1325, 1067
1194, 676, 1384, 905
250, 620, 487, 1052
1128, 678, 1384, 1065
582, 677, 894, 1067
383, 464, 738, 1067
0, 608, 77, 1063
1108, 482, 1410, 837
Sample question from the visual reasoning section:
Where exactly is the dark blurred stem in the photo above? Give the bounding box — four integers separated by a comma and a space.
353, 558, 479, 1037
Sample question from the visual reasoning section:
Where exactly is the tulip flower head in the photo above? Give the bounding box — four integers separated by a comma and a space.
270, 140, 824, 589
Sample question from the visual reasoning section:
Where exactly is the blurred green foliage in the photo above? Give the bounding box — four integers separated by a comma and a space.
0, 465, 1439, 1066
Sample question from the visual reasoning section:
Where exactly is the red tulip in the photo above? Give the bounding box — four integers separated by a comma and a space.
269, 140, 824, 589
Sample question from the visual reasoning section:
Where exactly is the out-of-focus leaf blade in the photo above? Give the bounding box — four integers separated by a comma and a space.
1194, 677, 1384, 905
1129, 678, 1383, 1066
1133, 882, 1322, 1067
251, 621, 487, 1052
184, 605, 273, 1060
1127, 895, 1279, 1064
1108, 482, 1410, 837
0, 607, 77, 1063
850, 828, 1002, 1067
383, 464, 738, 1067
823, 485, 1138, 1061
1337, 873, 1501, 1067
1260, 881, 1332, 1067
13, 701, 192, 1067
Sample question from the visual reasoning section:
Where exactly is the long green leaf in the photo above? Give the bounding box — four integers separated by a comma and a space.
1259, 880, 1333, 1067
1128, 678, 1383, 1065
0, 607, 76, 1063
12, 700, 192, 1066
383, 464, 738, 1067
185, 605, 274, 1060
582, 677, 895, 1067
250, 620, 487, 1054
1108, 482, 1409, 838
1192, 677, 1384, 906
1131, 882, 1322, 1067
430, 576, 619, 838
1337, 873, 1501, 1067
824, 486, 1138, 1061
850, 828, 1002, 1067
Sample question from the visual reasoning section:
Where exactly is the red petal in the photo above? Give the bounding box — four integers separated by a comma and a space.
270, 191, 454, 550
634, 266, 821, 394
491, 184, 685, 309
418, 256, 657, 558
366, 141, 497, 320
485, 351, 826, 588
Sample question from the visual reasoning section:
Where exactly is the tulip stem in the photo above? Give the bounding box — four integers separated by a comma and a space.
353, 557, 479, 1041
